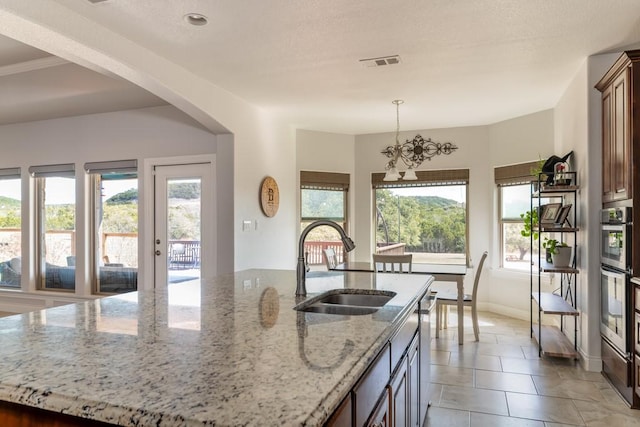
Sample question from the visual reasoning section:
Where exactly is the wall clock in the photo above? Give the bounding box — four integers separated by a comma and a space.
260, 176, 279, 217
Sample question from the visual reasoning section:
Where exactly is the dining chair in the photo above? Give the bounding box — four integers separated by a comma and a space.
372, 253, 413, 273
324, 248, 338, 270
435, 251, 487, 341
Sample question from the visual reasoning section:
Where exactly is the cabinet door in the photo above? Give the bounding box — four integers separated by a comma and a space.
635, 312, 640, 355
390, 357, 409, 427
367, 387, 390, 427
602, 83, 614, 202
353, 344, 390, 427
612, 70, 632, 201
326, 393, 352, 427
636, 354, 640, 399
408, 335, 419, 426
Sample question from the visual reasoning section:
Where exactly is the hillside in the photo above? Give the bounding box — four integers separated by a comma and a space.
0, 196, 20, 208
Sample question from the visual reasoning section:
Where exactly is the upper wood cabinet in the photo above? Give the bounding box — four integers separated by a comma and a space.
596, 50, 640, 204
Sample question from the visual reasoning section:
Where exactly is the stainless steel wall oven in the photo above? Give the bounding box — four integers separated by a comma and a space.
600, 207, 632, 357
601, 207, 632, 273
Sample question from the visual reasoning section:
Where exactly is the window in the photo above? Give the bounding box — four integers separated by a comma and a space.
300, 171, 349, 268
372, 169, 468, 265
31, 164, 76, 290
499, 184, 535, 270
495, 161, 547, 270
0, 168, 22, 289
86, 160, 138, 294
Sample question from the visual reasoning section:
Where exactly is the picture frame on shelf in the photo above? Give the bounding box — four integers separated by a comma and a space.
554, 204, 572, 227
540, 203, 562, 224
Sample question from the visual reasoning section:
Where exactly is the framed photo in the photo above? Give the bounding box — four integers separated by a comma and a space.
555, 204, 572, 226
540, 203, 562, 224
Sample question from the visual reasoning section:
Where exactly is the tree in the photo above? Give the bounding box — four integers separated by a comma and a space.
169, 183, 200, 199
374, 188, 466, 254
106, 188, 138, 205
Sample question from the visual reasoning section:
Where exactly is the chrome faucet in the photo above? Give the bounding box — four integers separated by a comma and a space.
296, 220, 355, 296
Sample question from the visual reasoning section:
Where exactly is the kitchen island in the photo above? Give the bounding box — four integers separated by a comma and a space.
0, 269, 432, 426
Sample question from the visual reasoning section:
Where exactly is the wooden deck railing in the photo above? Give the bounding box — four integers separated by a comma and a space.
376, 243, 406, 255
304, 241, 345, 265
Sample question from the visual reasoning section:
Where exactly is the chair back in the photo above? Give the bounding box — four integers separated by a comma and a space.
324, 248, 337, 270
373, 254, 413, 273
470, 251, 488, 301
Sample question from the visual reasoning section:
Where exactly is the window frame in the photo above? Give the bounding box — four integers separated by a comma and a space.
371, 169, 470, 265
0, 168, 22, 290
494, 161, 541, 271
31, 164, 76, 291
86, 160, 138, 295
299, 171, 350, 266
498, 183, 529, 270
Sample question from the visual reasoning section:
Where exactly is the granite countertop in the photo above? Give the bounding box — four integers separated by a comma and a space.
0, 269, 432, 426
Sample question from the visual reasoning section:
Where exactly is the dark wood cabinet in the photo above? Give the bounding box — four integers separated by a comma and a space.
390, 350, 409, 427
353, 344, 390, 427
327, 296, 431, 426
326, 394, 353, 427
598, 51, 640, 409
367, 388, 390, 427
408, 336, 419, 426
596, 51, 640, 205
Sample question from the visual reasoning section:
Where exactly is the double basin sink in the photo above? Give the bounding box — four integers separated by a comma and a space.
295, 289, 397, 316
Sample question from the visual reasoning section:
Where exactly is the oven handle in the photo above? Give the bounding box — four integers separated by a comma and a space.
601, 265, 629, 277
601, 224, 627, 231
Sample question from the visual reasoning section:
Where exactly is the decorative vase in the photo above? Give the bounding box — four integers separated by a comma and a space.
551, 246, 572, 268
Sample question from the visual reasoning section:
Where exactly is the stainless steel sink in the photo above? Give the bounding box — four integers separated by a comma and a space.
300, 305, 379, 316
294, 289, 397, 315
316, 292, 394, 307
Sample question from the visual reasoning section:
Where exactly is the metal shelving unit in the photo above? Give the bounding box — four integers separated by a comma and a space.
530, 172, 580, 359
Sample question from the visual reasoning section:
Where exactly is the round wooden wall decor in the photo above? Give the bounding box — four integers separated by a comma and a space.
259, 287, 279, 328
260, 176, 279, 217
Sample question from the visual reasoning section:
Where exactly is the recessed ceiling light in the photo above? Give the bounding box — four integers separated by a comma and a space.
184, 13, 208, 26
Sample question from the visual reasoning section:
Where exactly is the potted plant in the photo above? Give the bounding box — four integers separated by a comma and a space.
520, 209, 539, 241
530, 158, 547, 190
542, 237, 572, 267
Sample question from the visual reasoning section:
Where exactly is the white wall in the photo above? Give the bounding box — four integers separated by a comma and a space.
486, 110, 555, 320
488, 110, 555, 167
296, 129, 356, 236
549, 52, 619, 371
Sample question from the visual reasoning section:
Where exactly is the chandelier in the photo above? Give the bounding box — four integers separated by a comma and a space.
381, 100, 459, 181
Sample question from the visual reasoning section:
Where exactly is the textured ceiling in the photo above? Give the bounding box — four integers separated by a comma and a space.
3, 1, 640, 133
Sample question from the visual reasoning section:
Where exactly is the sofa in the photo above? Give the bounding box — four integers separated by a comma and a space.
45, 265, 137, 293
0, 258, 137, 293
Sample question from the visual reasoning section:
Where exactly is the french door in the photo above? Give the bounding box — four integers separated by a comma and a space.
154, 163, 214, 286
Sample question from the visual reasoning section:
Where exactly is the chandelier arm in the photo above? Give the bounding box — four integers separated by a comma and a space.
380, 101, 458, 180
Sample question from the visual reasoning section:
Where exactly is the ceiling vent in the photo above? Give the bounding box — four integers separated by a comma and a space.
359, 55, 401, 68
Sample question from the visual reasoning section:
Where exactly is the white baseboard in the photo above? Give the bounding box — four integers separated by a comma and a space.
579, 347, 602, 372
480, 302, 529, 322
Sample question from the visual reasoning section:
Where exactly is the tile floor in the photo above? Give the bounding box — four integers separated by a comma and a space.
427, 310, 640, 426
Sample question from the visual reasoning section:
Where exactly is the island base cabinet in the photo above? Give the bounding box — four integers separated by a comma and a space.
408, 334, 420, 426
326, 299, 429, 427
367, 388, 390, 427
326, 394, 353, 427
353, 344, 391, 427
390, 351, 409, 427
0, 401, 114, 427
